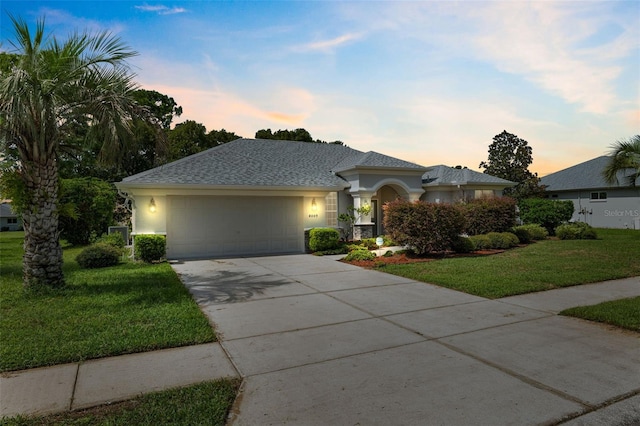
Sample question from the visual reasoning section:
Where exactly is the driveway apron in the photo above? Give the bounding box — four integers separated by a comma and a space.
172, 255, 640, 426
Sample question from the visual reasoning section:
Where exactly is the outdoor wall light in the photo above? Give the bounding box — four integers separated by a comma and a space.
149, 197, 157, 213
311, 198, 317, 212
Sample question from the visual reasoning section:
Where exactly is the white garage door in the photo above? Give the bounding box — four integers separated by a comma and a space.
166, 196, 304, 259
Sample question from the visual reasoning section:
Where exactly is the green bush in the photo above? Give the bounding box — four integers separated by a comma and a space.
360, 238, 380, 250
344, 249, 376, 262
383, 250, 394, 257
309, 228, 340, 252
462, 197, 517, 235
97, 232, 126, 248
134, 235, 166, 263
556, 222, 598, 240
452, 235, 475, 253
76, 243, 121, 269
518, 198, 574, 235
511, 226, 531, 244
469, 234, 491, 250
383, 200, 465, 254
513, 224, 548, 242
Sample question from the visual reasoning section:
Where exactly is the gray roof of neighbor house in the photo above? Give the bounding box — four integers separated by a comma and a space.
120, 138, 426, 189
540, 156, 639, 191
422, 165, 516, 186
0, 203, 18, 218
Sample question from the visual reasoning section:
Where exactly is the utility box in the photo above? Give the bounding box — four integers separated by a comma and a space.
108, 226, 129, 245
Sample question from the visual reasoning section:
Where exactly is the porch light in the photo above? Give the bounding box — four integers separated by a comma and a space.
149, 197, 157, 213
311, 198, 317, 212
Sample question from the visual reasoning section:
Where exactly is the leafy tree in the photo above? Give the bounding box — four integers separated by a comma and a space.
0, 16, 143, 290
59, 178, 116, 245
518, 198, 574, 235
255, 128, 343, 144
132, 89, 182, 130
479, 130, 545, 200
207, 128, 241, 147
603, 135, 640, 186
168, 120, 208, 160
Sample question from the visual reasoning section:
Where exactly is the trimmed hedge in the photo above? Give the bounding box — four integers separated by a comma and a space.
309, 228, 340, 252
512, 224, 548, 243
76, 243, 121, 269
469, 232, 519, 250
383, 200, 465, 254
134, 235, 166, 263
519, 198, 574, 235
344, 248, 376, 261
462, 197, 517, 235
556, 222, 598, 240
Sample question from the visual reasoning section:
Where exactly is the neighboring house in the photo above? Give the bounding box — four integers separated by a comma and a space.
0, 202, 22, 231
422, 165, 516, 203
540, 156, 640, 229
116, 138, 515, 259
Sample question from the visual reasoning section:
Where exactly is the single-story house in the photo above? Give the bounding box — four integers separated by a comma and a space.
116, 138, 515, 259
0, 202, 22, 231
540, 156, 640, 229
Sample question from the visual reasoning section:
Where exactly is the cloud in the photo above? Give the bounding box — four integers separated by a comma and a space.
135, 4, 187, 15
293, 32, 363, 53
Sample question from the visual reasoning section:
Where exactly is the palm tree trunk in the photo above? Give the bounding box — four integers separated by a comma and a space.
21, 157, 64, 290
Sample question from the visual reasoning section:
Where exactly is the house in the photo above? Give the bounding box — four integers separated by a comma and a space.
116, 138, 515, 259
540, 156, 640, 229
422, 165, 516, 203
0, 202, 22, 231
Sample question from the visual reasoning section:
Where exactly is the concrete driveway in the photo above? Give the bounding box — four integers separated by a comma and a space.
171, 255, 640, 425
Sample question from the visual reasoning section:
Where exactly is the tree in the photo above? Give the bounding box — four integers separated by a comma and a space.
603, 135, 640, 186
59, 178, 117, 245
0, 16, 142, 290
168, 120, 208, 160
206, 128, 241, 148
254, 128, 343, 144
479, 130, 545, 200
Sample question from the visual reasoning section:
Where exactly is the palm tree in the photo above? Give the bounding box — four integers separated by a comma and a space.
0, 16, 141, 290
603, 136, 640, 187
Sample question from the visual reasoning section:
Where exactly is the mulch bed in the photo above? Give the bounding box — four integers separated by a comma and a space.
342, 249, 506, 268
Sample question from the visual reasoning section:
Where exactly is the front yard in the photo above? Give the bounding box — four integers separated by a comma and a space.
0, 232, 215, 373
373, 228, 640, 299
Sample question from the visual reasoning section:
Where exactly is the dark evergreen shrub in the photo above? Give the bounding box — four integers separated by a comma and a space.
452, 236, 475, 253
76, 243, 121, 269
134, 234, 166, 262
309, 228, 340, 252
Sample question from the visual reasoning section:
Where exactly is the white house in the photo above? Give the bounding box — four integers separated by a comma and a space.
540, 156, 640, 229
116, 138, 515, 259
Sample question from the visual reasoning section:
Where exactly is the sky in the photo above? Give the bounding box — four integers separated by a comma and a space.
2, 1, 639, 176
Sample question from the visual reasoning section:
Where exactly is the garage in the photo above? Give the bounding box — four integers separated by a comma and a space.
166, 195, 304, 259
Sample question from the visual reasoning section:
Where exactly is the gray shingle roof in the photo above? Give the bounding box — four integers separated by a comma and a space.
121, 139, 363, 188
332, 151, 427, 173
0, 203, 18, 218
540, 156, 639, 191
422, 165, 516, 186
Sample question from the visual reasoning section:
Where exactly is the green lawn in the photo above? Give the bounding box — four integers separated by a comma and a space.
0, 232, 215, 372
377, 229, 640, 299
2, 379, 240, 426
561, 297, 640, 332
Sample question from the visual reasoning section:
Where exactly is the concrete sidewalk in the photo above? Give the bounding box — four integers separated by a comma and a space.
2, 254, 639, 425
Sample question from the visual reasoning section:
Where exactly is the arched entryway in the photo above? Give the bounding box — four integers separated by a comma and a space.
370, 180, 421, 237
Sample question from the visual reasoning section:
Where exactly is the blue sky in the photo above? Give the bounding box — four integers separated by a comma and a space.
2, 1, 639, 175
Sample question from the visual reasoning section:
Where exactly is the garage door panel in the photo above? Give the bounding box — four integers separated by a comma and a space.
167, 196, 303, 258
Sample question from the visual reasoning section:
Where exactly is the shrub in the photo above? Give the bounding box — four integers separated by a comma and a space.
469, 234, 491, 250
59, 178, 117, 245
360, 238, 379, 250
462, 197, 517, 235
344, 249, 376, 262
76, 243, 121, 269
511, 226, 531, 244
513, 224, 548, 242
309, 228, 340, 252
518, 198, 574, 235
134, 234, 166, 263
383, 200, 465, 254
96, 232, 126, 248
383, 250, 394, 257
556, 222, 598, 240
452, 235, 475, 253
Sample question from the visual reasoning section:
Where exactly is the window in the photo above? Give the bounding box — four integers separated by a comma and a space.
325, 192, 337, 227
590, 192, 607, 201
7, 218, 17, 224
